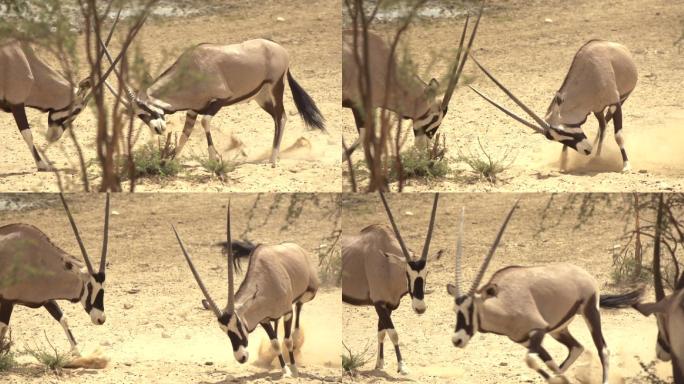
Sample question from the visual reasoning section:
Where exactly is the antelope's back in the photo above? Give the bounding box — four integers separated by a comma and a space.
560, 40, 638, 122
251, 242, 317, 303
342, 224, 408, 307
0, 224, 83, 304
148, 39, 290, 110
342, 30, 395, 107
481, 263, 599, 337
0, 40, 34, 106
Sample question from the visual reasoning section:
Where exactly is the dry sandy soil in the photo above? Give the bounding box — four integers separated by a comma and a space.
0, 0, 341, 193
342, 193, 676, 383
342, 0, 684, 192
0, 193, 341, 383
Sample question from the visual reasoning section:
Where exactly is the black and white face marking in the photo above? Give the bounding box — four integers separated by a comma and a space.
446, 284, 476, 348
413, 106, 444, 142
405, 259, 427, 314
81, 271, 106, 325
136, 101, 166, 135
46, 105, 85, 143
218, 312, 250, 363
544, 125, 592, 155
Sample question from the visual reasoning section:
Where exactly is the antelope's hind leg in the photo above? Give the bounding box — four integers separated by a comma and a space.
593, 111, 607, 157
583, 296, 609, 384
261, 321, 292, 378
610, 103, 630, 172
201, 115, 221, 161
11, 104, 51, 171
0, 300, 14, 343
374, 303, 407, 375
550, 327, 584, 373
44, 300, 80, 356
525, 329, 569, 383
257, 76, 286, 168
282, 311, 298, 376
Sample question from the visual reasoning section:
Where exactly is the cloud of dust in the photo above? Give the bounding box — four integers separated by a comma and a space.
571, 344, 672, 383
254, 323, 341, 369
64, 348, 109, 369
543, 116, 684, 174
248, 137, 316, 163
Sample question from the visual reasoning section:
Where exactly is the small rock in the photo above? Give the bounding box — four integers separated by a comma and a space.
544, 18, 553, 23
100, 340, 112, 346
155, 323, 165, 329
123, 303, 133, 310
111, 210, 120, 215
205, 361, 214, 366
161, 332, 171, 339
404, 211, 414, 216
638, 169, 648, 174
127, 288, 140, 294
500, 361, 508, 366
276, 16, 285, 22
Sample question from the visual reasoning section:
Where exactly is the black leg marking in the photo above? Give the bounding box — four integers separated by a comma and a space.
284, 313, 295, 366
0, 299, 14, 327
375, 303, 404, 371
11, 104, 45, 165
45, 300, 78, 348
594, 111, 607, 155
261, 321, 287, 370
527, 330, 552, 380
173, 112, 198, 158
294, 302, 303, 330
205, 132, 214, 147
551, 328, 584, 372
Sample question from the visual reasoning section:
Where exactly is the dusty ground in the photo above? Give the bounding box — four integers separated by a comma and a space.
0, 193, 341, 383
342, 193, 676, 383
342, 0, 684, 192
0, 0, 341, 193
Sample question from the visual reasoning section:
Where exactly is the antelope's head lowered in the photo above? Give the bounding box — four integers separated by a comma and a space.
468, 57, 592, 155
60, 193, 110, 325
173, 202, 250, 364
412, 3, 484, 146
45, 78, 93, 142
379, 192, 442, 314
446, 202, 518, 348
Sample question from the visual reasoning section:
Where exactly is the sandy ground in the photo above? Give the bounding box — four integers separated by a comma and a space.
0, 193, 341, 383
0, 0, 341, 193
342, 0, 684, 192
342, 193, 676, 383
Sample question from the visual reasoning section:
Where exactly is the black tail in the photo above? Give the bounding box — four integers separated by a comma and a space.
599, 287, 644, 308
287, 70, 326, 132
202, 240, 257, 311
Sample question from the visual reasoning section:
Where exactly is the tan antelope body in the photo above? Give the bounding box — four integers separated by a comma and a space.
634, 271, 684, 383
341, 3, 483, 159
173, 203, 318, 377
0, 194, 110, 356
471, 40, 638, 172
107, 39, 325, 167
342, 193, 440, 374
0, 40, 91, 171
447, 204, 642, 384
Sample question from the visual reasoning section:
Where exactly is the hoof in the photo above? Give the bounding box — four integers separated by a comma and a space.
621, 162, 632, 173
37, 163, 53, 172
281, 365, 292, 378
374, 358, 384, 370
69, 348, 81, 357
289, 364, 299, 377
397, 362, 409, 375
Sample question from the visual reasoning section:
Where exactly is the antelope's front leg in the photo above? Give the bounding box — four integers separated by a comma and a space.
11, 105, 51, 171
374, 303, 407, 375
261, 321, 292, 378
560, 145, 569, 172
0, 300, 14, 343
611, 104, 631, 172
282, 312, 298, 376
525, 329, 568, 384
172, 111, 198, 159
44, 300, 80, 356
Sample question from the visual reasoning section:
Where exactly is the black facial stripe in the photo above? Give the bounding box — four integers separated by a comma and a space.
137, 103, 163, 119
84, 283, 93, 312
227, 331, 242, 351
92, 289, 104, 311
93, 272, 105, 283
416, 115, 439, 132
455, 303, 475, 335
413, 277, 425, 300
408, 260, 426, 271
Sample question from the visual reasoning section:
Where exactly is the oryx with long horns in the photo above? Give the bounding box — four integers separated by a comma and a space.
342, 2, 484, 159
633, 252, 684, 383
342, 193, 441, 374
0, 193, 110, 355
0, 9, 141, 171
447, 202, 643, 384
469, 39, 638, 172
103, 36, 326, 167
172, 202, 319, 377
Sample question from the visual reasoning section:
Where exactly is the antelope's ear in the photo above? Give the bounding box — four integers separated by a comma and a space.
633, 298, 670, 317
425, 78, 439, 98
446, 283, 457, 297
78, 78, 92, 90
379, 251, 406, 266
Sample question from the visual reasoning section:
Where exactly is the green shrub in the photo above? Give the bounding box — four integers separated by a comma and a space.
23, 334, 72, 372
458, 138, 513, 183
342, 342, 373, 375
120, 142, 181, 179
0, 333, 16, 371
196, 156, 235, 176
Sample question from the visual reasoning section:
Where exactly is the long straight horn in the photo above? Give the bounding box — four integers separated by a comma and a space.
468, 200, 519, 295
420, 193, 439, 262
59, 193, 94, 275
440, 13, 469, 112
226, 202, 235, 314
172, 225, 223, 319
455, 207, 465, 297
468, 86, 544, 134
379, 192, 411, 262
469, 55, 549, 131
441, 1, 485, 112
99, 192, 110, 274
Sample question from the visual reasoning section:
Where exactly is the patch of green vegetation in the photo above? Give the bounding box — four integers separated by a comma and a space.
0, 333, 16, 372
458, 138, 513, 183
24, 335, 72, 372
196, 156, 235, 177
119, 142, 182, 180
342, 342, 373, 376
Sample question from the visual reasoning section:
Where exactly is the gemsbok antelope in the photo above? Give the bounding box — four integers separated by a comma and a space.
172, 203, 319, 377
0, 193, 110, 355
342, 193, 441, 374
469, 39, 638, 172
342, 2, 483, 159
633, 271, 684, 383
103, 36, 326, 167
447, 203, 644, 384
